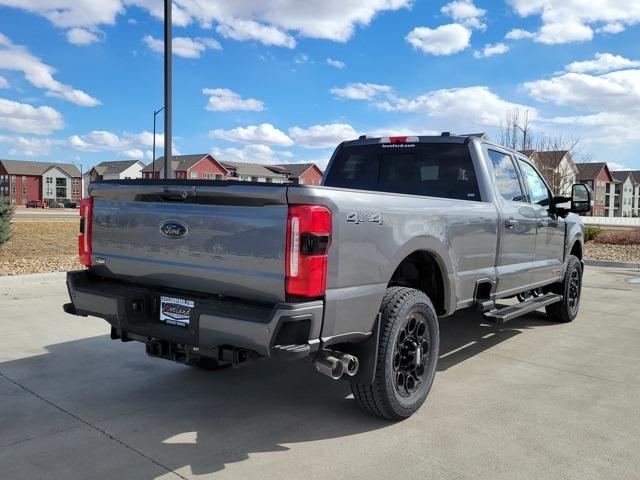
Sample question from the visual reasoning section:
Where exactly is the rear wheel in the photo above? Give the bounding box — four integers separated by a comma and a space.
545, 255, 582, 323
351, 287, 439, 421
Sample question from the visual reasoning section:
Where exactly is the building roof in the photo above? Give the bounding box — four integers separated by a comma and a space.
221, 161, 285, 178
92, 160, 143, 176
576, 162, 607, 180
141, 154, 221, 173
611, 171, 640, 184
534, 150, 570, 169
0, 159, 81, 177
267, 163, 321, 178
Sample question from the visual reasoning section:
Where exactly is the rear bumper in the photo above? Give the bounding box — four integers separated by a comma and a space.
65, 270, 323, 357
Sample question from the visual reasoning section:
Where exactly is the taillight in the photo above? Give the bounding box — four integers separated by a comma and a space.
79, 197, 93, 267
286, 205, 332, 297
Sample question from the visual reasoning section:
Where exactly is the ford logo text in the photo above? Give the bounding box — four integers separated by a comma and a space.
159, 220, 189, 239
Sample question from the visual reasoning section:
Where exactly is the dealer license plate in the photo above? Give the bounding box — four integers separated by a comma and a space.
159, 296, 194, 327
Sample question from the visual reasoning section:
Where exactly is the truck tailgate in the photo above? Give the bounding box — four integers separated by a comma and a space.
89, 182, 288, 303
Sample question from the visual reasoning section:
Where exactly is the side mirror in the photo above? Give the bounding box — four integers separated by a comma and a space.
570, 183, 592, 214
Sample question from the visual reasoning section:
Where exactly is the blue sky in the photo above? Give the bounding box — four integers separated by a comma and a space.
0, 0, 639, 171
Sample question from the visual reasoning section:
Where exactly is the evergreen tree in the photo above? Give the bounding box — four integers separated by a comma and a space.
0, 198, 14, 248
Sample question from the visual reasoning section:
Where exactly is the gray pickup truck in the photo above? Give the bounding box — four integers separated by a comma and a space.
64, 134, 592, 420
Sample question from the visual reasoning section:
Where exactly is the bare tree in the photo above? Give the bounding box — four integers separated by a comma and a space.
499, 108, 534, 151
498, 108, 590, 195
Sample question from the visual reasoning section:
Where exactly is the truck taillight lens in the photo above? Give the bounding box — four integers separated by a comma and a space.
79, 197, 93, 267
286, 205, 332, 297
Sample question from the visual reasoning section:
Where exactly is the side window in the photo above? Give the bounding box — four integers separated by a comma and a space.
487, 150, 525, 202
518, 159, 551, 206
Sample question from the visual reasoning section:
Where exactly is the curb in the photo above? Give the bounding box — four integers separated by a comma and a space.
0, 271, 67, 286
584, 259, 640, 269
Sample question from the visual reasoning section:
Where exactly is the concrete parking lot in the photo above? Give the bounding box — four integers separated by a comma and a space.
1, 266, 639, 480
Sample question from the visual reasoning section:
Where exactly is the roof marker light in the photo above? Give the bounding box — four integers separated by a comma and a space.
379, 136, 419, 144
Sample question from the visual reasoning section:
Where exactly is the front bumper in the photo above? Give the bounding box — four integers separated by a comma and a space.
65, 270, 323, 357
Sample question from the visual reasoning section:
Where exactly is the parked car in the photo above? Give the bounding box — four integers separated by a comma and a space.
47, 200, 64, 208
64, 134, 591, 420
26, 199, 46, 208
62, 199, 78, 208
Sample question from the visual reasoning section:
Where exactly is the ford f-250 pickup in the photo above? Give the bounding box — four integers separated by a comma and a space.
64, 134, 592, 420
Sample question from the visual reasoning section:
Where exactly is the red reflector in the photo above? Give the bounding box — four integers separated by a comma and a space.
286, 205, 332, 297
78, 197, 93, 267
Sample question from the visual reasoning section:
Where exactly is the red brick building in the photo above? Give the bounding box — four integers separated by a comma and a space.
142, 154, 228, 180
141, 154, 323, 184
0, 159, 82, 205
576, 162, 613, 217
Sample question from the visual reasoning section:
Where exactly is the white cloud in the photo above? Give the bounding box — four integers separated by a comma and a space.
506, 0, 640, 44
0, 75, 9, 89
288, 123, 358, 148
524, 65, 640, 144
203, 88, 264, 112
143, 35, 221, 59
294, 53, 312, 64
326, 58, 345, 69
210, 123, 293, 146
119, 148, 144, 159
0, 134, 62, 156
0, 98, 64, 134
441, 0, 486, 30
474, 43, 510, 59
216, 19, 296, 48
0, 34, 100, 106
330, 82, 392, 100
66, 28, 101, 45
68, 129, 165, 154
565, 53, 640, 74
406, 24, 471, 56
1, 1, 412, 47
505, 28, 535, 40
211, 144, 293, 165
378, 86, 537, 127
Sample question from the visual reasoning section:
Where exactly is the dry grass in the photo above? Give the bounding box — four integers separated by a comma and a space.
592, 229, 640, 246
0, 220, 82, 275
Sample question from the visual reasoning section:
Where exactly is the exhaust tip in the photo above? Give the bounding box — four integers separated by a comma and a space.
314, 353, 345, 380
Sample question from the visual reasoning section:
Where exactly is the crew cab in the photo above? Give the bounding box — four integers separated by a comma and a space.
64, 134, 591, 420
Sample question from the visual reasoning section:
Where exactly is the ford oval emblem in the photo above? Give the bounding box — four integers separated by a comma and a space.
159, 220, 189, 239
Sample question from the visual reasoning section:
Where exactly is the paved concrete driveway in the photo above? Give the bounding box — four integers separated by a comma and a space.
1, 266, 639, 479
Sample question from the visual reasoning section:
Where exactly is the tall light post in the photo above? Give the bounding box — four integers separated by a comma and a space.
163, 0, 172, 179
152, 106, 164, 179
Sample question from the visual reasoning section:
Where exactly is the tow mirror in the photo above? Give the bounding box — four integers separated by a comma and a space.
570, 183, 592, 214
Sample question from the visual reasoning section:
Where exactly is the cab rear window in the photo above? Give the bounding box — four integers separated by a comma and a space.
323, 143, 480, 201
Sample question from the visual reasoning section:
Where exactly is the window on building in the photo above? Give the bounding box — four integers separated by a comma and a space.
72, 178, 79, 186
487, 150, 525, 202
72, 189, 80, 197
298, 179, 305, 185
190, 172, 198, 179
215, 174, 222, 180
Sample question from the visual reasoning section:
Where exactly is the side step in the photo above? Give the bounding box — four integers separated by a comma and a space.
272, 343, 310, 360
484, 294, 562, 324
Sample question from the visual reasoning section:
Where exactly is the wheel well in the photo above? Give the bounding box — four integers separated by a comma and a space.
570, 241, 582, 260
388, 251, 446, 314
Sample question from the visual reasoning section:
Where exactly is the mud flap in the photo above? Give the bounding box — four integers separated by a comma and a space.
348, 313, 381, 385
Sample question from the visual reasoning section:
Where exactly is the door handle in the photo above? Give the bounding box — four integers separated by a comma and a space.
505, 218, 518, 229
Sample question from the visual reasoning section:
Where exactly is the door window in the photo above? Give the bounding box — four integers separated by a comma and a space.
487, 150, 525, 202
518, 159, 551, 205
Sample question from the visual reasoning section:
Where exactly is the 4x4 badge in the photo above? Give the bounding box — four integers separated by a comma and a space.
346, 211, 383, 225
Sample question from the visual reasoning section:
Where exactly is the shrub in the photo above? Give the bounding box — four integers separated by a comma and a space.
584, 225, 603, 242
0, 198, 15, 248
593, 229, 640, 245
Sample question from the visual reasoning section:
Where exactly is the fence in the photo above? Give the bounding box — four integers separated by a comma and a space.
582, 217, 640, 227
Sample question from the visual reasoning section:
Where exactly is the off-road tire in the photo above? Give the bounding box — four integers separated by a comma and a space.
545, 255, 583, 323
351, 287, 439, 421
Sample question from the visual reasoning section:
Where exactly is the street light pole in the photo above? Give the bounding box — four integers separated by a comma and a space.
163, 0, 172, 179
152, 106, 164, 179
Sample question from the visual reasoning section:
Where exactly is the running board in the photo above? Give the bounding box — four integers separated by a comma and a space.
483, 294, 563, 324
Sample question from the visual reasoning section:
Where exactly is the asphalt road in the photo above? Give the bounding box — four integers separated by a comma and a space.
1, 266, 639, 479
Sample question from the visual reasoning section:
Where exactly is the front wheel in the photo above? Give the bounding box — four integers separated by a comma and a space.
545, 255, 583, 323
351, 287, 439, 421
